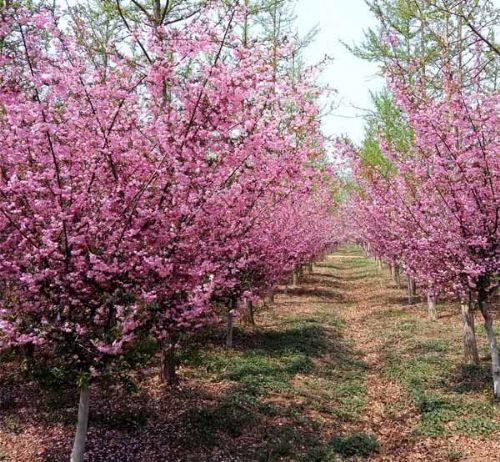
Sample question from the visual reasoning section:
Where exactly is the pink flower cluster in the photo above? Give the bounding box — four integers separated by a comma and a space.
338, 83, 499, 302
0, 5, 335, 372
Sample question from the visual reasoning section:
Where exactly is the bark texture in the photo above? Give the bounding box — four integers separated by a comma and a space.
160, 343, 178, 385
460, 300, 480, 365
478, 297, 500, 398
427, 293, 438, 321
407, 277, 417, 304
70, 386, 90, 462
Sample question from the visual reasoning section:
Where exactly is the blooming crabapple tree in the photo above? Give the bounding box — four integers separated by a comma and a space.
338, 83, 499, 397
0, 3, 336, 460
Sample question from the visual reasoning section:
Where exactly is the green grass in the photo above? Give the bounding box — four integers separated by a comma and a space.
178, 306, 367, 458
453, 416, 500, 436
378, 315, 500, 438
329, 432, 379, 457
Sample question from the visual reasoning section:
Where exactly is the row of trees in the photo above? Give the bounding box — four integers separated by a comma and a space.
337, 0, 499, 396
0, 1, 336, 460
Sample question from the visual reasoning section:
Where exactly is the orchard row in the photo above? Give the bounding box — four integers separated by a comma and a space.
0, 4, 336, 461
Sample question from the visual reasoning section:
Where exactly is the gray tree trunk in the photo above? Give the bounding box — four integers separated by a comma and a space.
427, 293, 438, 321
394, 265, 401, 289
226, 310, 234, 348
460, 300, 480, 364
265, 289, 275, 305
246, 299, 255, 326
70, 386, 90, 462
291, 269, 298, 287
478, 298, 500, 398
160, 343, 178, 385
407, 277, 417, 304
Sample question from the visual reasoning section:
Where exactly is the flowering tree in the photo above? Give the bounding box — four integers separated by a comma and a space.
338, 0, 499, 397
0, 2, 336, 460
338, 77, 499, 398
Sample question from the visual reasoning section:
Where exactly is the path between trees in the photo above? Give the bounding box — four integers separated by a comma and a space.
1, 246, 499, 462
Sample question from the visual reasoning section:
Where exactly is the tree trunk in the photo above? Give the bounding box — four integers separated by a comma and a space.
394, 265, 401, 289
407, 277, 417, 304
226, 310, 234, 348
246, 299, 255, 326
460, 299, 480, 364
427, 293, 438, 321
377, 259, 382, 271
160, 343, 178, 386
291, 269, 298, 287
478, 297, 500, 398
70, 386, 90, 462
308, 262, 313, 273
265, 289, 275, 305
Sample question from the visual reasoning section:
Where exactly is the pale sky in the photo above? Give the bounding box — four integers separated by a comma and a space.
295, 0, 385, 143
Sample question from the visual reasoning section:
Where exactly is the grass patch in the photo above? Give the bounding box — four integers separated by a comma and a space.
374, 308, 411, 319
453, 416, 500, 437
301, 444, 337, 462
329, 432, 379, 457
419, 338, 450, 353
2, 413, 22, 434
180, 401, 259, 446
178, 301, 368, 458
379, 313, 500, 439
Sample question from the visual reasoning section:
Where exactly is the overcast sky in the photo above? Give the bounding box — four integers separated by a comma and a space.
295, 0, 385, 143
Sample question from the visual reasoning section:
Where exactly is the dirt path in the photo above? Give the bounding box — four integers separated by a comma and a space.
327, 249, 422, 460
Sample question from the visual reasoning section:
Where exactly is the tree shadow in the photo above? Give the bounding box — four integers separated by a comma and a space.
275, 286, 344, 302
37, 316, 363, 461
301, 275, 341, 288
310, 271, 338, 279
314, 262, 342, 270
232, 323, 332, 356
444, 362, 492, 394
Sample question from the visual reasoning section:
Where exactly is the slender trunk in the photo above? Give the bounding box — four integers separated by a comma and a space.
407, 277, 417, 304
308, 262, 313, 274
226, 311, 234, 348
225, 297, 236, 348
246, 299, 255, 326
377, 259, 382, 271
394, 265, 401, 289
154, 0, 161, 25
70, 386, 90, 462
427, 293, 438, 321
460, 299, 480, 364
265, 289, 275, 305
160, 343, 178, 386
478, 297, 500, 398
242, 0, 249, 47
291, 269, 298, 287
